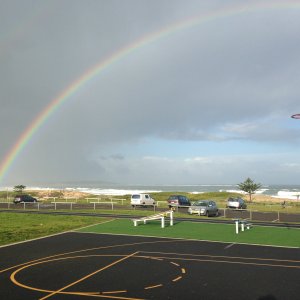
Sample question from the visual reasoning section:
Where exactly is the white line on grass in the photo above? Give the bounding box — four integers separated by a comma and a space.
74, 219, 300, 249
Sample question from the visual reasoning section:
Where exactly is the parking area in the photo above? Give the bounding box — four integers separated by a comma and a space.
0, 231, 299, 299
1, 201, 300, 223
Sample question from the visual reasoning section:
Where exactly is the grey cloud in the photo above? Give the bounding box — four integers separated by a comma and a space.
88, 153, 300, 185
1, 1, 300, 185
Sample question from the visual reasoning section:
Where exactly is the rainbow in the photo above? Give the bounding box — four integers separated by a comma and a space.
1, 1, 300, 184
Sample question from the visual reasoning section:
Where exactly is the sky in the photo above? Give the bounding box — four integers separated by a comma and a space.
1, 0, 300, 187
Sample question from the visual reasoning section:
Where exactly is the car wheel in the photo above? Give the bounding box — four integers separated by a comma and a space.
206, 211, 209, 217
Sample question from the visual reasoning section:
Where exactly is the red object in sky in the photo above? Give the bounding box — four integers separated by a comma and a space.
291, 114, 300, 119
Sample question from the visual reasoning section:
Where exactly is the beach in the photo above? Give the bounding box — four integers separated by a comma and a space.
26, 188, 298, 204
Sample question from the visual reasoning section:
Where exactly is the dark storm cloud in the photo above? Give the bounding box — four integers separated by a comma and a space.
1, 0, 300, 185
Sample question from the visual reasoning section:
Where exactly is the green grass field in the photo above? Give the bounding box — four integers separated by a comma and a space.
0, 212, 109, 246
78, 218, 300, 248
1, 212, 299, 248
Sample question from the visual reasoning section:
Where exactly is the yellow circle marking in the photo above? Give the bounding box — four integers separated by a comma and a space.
10, 253, 185, 299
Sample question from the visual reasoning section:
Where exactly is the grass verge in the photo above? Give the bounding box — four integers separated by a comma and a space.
0, 212, 109, 246
78, 218, 300, 248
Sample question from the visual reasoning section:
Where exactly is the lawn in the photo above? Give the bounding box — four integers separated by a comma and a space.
1, 211, 299, 248
0, 212, 109, 246
78, 218, 300, 248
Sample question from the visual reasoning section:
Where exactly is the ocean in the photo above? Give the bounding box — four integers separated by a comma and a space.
3, 183, 300, 200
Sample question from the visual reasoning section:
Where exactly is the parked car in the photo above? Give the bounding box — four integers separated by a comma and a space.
131, 193, 156, 207
14, 194, 38, 204
188, 200, 219, 217
167, 195, 191, 208
226, 197, 247, 209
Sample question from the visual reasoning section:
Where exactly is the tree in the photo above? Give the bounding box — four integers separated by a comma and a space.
237, 178, 261, 202
13, 185, 26, 194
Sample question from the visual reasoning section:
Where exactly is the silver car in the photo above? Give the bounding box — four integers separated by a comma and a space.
226, 197, 247, 209
188, 200, 219, 217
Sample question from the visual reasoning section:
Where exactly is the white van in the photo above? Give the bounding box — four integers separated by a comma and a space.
131, 193, 156, 207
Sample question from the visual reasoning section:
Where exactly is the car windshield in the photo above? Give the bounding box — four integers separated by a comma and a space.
193, 201, 208, 206
229, 199, 238, 202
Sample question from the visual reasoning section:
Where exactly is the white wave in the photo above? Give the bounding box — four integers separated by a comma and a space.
74, 188, 162, 196
219, 189, 247, 194
256, 189, 269, 194
276, 191, 300, 200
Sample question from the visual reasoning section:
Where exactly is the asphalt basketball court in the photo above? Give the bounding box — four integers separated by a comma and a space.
0, 231, 299, 300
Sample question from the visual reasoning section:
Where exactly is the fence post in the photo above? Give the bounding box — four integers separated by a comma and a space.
161, 217, 165, 228
235, 220, 239, 234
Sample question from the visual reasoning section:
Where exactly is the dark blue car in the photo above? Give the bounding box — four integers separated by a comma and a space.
14, 195, 38, 204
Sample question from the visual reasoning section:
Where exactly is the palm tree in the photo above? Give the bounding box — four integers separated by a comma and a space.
13, 185, 26, 194
237, 178, 261, 202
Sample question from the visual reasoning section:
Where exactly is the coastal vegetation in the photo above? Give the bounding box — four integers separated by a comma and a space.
237, 178, 262, 202
0, 190, 299, 212
13, 184, 26, 193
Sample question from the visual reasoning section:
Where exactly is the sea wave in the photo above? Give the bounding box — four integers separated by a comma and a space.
73, 188, 162, 196
1, 184, 300, 199
275, 191, 300, 200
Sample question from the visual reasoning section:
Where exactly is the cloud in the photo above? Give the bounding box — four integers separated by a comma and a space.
1, 1, 300, 186
81, 153, 300, 185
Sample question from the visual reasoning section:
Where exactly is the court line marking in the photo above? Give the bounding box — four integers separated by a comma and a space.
78, 230, 300, 249
140, 250, 300, 264
144, 284, 163, 290
102, 291, 127, 295
172, 276, 182, 282
0, 239, 186, 274
144, 256, 300, 269
11, 253, 184, 298
7, 247, 300, 299
224, 243, 235, 249
39, 251, 139, 300
10, 255, 133, 295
